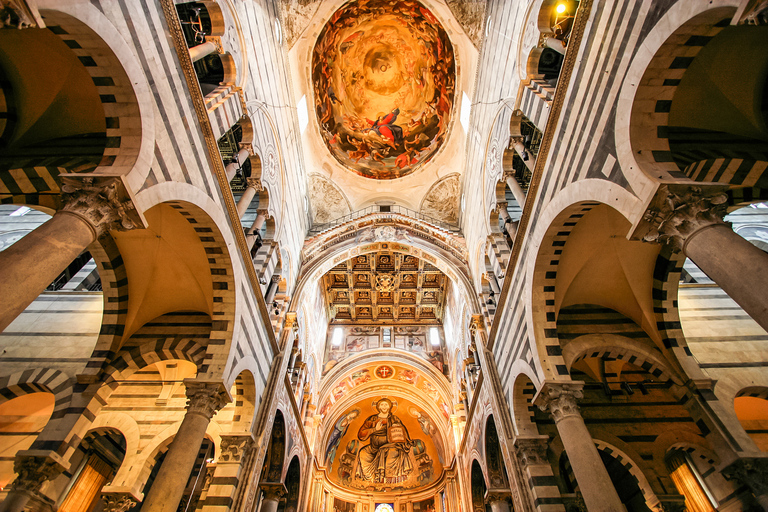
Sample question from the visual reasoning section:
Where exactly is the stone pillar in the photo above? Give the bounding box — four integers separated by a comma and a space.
545, 37, 567, 54
140, 381, 229, 512
503, 171, 527, 208
100, 492, 138, 512
497, 204, 517, 238
534, 382, 626, 512
0, 456, 64, 512
246, 210, 268, 251
237, 179, 263, 219
0, 177, 136, 333
226, 147, 252, 182
265, 275, 281, 304
640, 185, 768, 332
721, 457, 768, 511
485, 490, 512, 512
189, 38, 221, 62
510, 138, 534, 172
258, 482, 287, 512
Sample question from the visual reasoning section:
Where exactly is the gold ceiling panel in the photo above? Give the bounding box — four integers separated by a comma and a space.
322, 251, 448, 324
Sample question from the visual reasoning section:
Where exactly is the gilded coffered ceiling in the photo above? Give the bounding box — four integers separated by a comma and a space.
322, 251, 447, 324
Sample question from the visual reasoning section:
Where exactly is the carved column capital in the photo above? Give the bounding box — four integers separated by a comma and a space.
260, 482, 287, 501
10, 455, 64, 494
206, 35, 223, 54
639, 184, 729, 252
0, 0, 43, 29
514, 436, 549, 467
533, 381, 584, 422
218, 434, 255, 464
60, 176, 140, 239
722, 457, 768, 497
485, 489, 512, 504
245, 177, 263, 191
101, 492, 138, 512
184, 380, 230, 420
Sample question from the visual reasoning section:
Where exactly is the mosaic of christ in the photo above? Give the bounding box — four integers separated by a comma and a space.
312, 0, 456, 179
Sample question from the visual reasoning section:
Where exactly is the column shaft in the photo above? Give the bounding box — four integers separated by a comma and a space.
511, 141, 534, 172
225, 148, 251, 182
556, 412, 624, 511
488, 501, 511, 512
246, 214, 267, 250
237, 187, 258, 219
685, 223, 768, 332
0, 212, 95, 332
189, 41, 217, 62
259, 498, 279, 512
505, 176, 527, 207
546, 37, 567, 54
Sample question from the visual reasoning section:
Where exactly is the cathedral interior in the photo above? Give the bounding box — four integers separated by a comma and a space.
0, 0, 768, 511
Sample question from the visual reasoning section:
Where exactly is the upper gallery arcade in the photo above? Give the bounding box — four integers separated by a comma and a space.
0, 0, 766, 512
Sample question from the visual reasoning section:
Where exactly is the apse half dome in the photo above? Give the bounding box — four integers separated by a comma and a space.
312, 0, 456, 179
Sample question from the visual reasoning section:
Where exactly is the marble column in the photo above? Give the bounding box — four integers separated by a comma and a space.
237, 178, 263, 219
0, 456, 64, 512
485, 490, 512, 512
497, 204, 518, 238
503, 170, 527, 207
545, 37, 567, 54
246, 210, 268, 251
265, 275, 281, 304
189, 37, 221, 62
641, 185, 768, 332
534, 382, 626, 512
510, 138, 534, 172
258, 482, 287, 512
0, 178, 136, 333
722, 457, 768, 511
140, 381, 229, 512
226, 147, 252, 182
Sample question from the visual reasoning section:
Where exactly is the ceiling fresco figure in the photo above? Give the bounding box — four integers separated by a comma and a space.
312, 0, 456, 179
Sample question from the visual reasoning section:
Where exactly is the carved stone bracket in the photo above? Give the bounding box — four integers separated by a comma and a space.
533, 381, 585, 422
485, 488, 512, 504
10, 454, 65, 494
184, 380, 231, 420
101, 492, 138, 512
721, 456, 768, 497
514, 435, 549, 467
259, 481, 287, 502
635, 184, 729, 252
0, 0, 43, 29
218, 434, 255, 464
59, 176, 142, 239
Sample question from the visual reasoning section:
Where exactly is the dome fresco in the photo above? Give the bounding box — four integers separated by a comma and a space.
312, 0, 456, 179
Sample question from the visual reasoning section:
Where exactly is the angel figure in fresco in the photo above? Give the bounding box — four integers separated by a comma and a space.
355, 398, 414, 484
325, 408, 360, 467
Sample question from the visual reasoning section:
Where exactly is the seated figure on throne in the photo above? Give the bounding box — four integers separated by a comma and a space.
355, 398, 414, 484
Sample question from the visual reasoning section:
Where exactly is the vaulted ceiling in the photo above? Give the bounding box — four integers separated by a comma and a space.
322, 251, 447, 324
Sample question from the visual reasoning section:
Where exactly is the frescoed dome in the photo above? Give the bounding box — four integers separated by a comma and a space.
312, 0, 456, 179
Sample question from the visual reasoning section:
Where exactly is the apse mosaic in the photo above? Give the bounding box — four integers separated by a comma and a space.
312, 0, 456, 179
323, 325, 447, 377
325, 397, 444, 492
320, 361, 452, 423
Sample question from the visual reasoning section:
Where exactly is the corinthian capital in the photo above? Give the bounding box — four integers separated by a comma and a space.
184, 380, 231, 420
0, 0, 43, 29
245, 178, 263, 191
639, 184, 729, 252
514, 435, 549, 467
260, 482, 287, 501
533, 381, 584, 422
101, 493, 138, 512
10, 455, 64, 493
722, 457, 768, 496
60, 176, 140, 239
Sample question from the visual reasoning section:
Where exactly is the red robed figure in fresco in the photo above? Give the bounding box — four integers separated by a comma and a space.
367, 108, 403, 147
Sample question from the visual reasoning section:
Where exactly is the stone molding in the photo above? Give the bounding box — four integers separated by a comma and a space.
533, 381, 585, 422
184, 380, 230, 420
10, 455, 64, 493
514, 436, 549, 467
722, 457, 768, 497
218, 434, 255, 464
259, 482, 287, 501
101, 493, 138, 512
638, 184, 729, 252
60, 176, 140, 239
